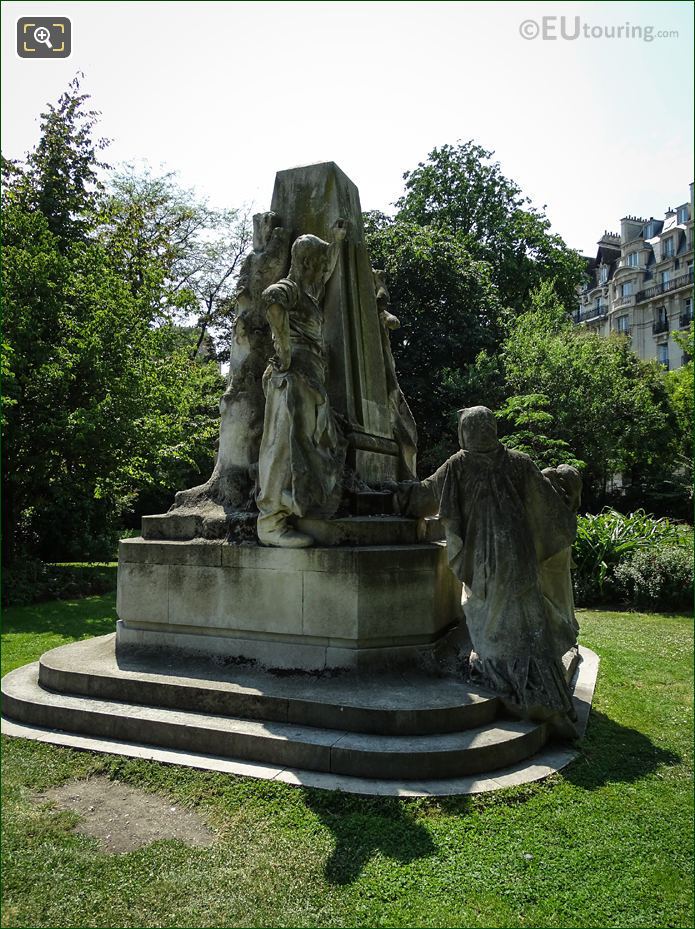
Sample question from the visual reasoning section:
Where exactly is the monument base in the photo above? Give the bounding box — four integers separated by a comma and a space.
116, 531, 462, 671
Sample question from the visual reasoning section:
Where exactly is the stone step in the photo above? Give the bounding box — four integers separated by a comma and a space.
38, 635, 499, 736
2, 662, 547, 780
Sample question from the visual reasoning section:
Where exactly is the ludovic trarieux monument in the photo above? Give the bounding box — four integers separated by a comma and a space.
1, 163, 597, 788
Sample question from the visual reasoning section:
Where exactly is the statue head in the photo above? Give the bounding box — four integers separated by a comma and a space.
457, 406, 499, 453
289, 234, 331, 287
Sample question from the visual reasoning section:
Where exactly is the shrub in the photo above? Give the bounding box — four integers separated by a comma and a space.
613, 545, 693, 612
573, 508, 689, 607
1, 560, 117, 607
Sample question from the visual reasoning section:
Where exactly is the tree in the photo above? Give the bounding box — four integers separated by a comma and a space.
99, 166, 251, 360
466, 282, 679, 509
1, 82, 226, 563
21, 74, 108, 247
496, 393, 585, 471
661, 324, 693, 512
364, 214, 506, 473
393, 141, 585, 314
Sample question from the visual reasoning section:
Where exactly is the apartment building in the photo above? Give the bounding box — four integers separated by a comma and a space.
575, 184, 694, 370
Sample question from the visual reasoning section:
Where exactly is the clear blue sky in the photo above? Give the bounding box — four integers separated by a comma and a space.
2, 0, 693, 255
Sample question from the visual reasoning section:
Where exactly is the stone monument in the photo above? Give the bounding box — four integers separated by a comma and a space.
1, 163, 597, 790
115, 161, 462, 670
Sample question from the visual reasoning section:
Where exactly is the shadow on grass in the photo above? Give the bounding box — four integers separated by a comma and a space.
302, 789, 436, 885
562, 708, 682, 790
430, 707, 683, 819
2, 594, 117, 640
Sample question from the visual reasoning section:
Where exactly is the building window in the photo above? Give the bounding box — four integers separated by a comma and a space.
626, 251, 639, 267
617, 315, 630, 333
663, 238, 674, 258
661, 269, 671, 285
653, 306, 669, 334
621, 281, 633, 297
657, 343, 669, 369
599, 264, 609, 284
677, 205, 689, 224
643, 221, 656, 239
681, 298, 693, 328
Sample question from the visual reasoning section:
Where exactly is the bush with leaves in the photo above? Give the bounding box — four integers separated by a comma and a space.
1, 560, 117, 608
612, 545, 693, 612
572, 508, 689, 606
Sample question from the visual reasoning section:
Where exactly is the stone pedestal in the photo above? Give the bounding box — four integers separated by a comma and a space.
116, 534, 463, 671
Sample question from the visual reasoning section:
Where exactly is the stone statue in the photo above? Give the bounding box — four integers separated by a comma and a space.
541, 465, 582, 645
373, 270, 418, 479
256, 221, 349, 547
394, 405, 580, 736
172, 212, 290, 516
141, 165, 422, 544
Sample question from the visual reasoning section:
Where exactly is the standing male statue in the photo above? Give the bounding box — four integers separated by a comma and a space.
256, 221, 349, 547
394, 405, 580, 736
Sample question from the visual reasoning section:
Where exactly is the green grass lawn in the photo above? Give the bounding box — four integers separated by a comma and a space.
1, 595, 693, 929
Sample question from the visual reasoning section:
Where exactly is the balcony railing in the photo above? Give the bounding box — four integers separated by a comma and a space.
574, 306, 608, 323
653, 319, 669, 335
637, 269, 694, 303
613, 294, 635, 308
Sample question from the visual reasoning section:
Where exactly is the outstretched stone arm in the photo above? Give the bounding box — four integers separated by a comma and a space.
392, 461, 449, 517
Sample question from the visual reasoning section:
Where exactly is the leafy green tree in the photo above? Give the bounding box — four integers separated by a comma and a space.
20, 74, 108, 247
467, 281, 679, 508
364, 215, 505, 473
1, 82, 225, 564
496, 393, 584, 471
99, 166, 251, 359
394, 141, 585, 314
661, 324, 693, 510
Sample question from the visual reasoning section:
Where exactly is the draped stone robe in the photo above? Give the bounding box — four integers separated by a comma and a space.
256, 279, 346, 533
398, 444, 579, 722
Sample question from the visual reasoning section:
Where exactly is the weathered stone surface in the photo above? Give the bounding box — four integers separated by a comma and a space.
171, 212, 291, 514
2, 658, 548, 779
256, 224, 348, 547
270, 163, 395, 473
151, 163, 417, 544
37, 634, 499, 736
294, 516, 421, 546
116, 539, 462, 670
2, 647, 599, 794
396, 405, 582, 735
373, 268, 418, 479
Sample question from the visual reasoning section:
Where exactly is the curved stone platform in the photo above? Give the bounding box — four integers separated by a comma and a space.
38, 635, 499, 736
1, 636, 599, 792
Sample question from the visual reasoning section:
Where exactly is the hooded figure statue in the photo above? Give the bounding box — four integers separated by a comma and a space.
394, 406, 580, 736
